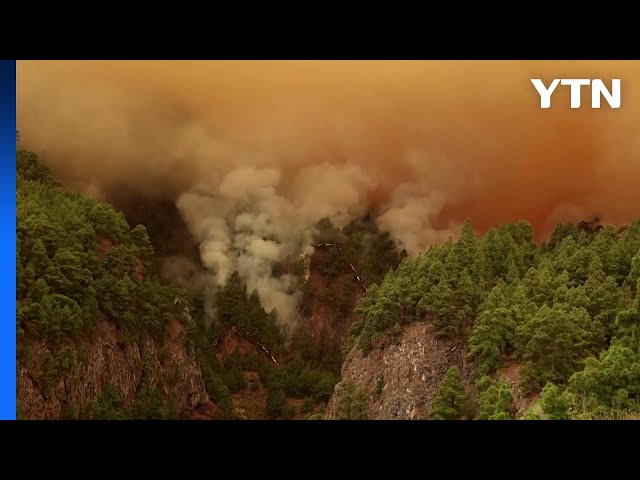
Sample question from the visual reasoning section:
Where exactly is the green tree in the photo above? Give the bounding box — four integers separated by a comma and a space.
131, 224, 155, 269
475, 377, 514, 420
454, 218, 478, 271
506, 254, 520, 284
17, 149, 54, 184
469, 307, 515, 375
351, 390, 369, 420
421, 276, 457, 338
568, 341, 640, 413
539, 383, 574, 420
444, 249, 462, 287
615, 280, 640, 350
266, 388, 286, 419
627, 253, 640, 293
222, 349, 247, 392
469, 282, 531, 375
426, 259, 447, 289
91, 383, 128, 420
456, 268, 479, 325
430, 366, 467, 420
547, 223, 578, 252
336, 381, 369, 420
517, 304, 592, 393
471, 247, 491, 285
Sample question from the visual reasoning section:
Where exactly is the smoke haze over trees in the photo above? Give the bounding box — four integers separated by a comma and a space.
16, 61, 640, 326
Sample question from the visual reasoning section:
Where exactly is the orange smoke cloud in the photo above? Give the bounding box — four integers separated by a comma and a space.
16, 60, 640, 247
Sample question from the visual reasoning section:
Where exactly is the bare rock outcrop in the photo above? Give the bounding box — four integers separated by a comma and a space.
17, 319, 208, 419
326, 322, 475, 420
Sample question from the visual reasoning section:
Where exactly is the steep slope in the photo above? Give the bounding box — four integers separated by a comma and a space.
187, 218, 403, 419
16, 148, 208, 419
17, 318, 207, 420
292, 245, 366, 370
22, 142, 638, 421
326, 322, 474, 419
292, 218, 404, 373
329, 219, 640, 420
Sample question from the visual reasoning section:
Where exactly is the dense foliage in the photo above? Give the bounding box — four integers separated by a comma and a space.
335, 381, 369, 420
475, 376, 515, 420
430, 366, 468, 420
17, 149, 193, 345
16, 149, 204, 418
348, 217, 640, 419
314, 215, 405, 287
18, 145, 639, 420
16, 148, 346, 420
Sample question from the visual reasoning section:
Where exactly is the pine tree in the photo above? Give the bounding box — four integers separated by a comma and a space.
456, 268, 479, 329
444, 249, 462, 287
518, 304, 592, 393
494, 229, 517, 277
627, 253, 640, 293
515, 220, 537, 265
506, 253, 520, 284
16, 149, 54, 183
615, 279, 640, 351
358, 320, 374, 356
529, 262, 556, 306
471, 247, 491, 285
564, 285, 591, 312
131, 224, 155, 269
216, 271, 248, 330
413, 277, 430, 310
568, 341, 640, 413
336, 381, 368, 420
426, 259, 447, 289
454, 218, 477, 271
589, 227, 617, 272
469, 307, 515, 375
91, 383, 128, 420
31, 239, 50, 277
569, 246, 593, 284
421, 276, 457, 338
430, 366, 467, 420
476, 377, 514, 420
547, 223, 578, 252
539, 383, 573, 420
266, 388, 286, 419
609, 243, 630, 285
585, 255, 606, 294
351, 390, 369, 420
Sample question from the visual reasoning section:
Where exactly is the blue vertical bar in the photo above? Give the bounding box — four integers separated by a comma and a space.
0, 60, 16, 420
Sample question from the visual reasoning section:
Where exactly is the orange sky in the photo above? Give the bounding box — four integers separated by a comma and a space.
16, 60, 640, 249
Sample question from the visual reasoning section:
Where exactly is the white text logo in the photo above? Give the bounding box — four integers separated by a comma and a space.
531, 78, 621, 109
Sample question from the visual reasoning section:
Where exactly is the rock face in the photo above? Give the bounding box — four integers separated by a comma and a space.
326, 322, 475, 420
17, 319, 208, 420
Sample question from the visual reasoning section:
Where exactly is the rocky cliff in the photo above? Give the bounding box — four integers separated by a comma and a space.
17, 319, 208, 420
326, 322, 476, 420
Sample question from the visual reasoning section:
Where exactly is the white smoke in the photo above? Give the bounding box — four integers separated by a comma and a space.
175, 164, 373, 328
19, 60, 640, 329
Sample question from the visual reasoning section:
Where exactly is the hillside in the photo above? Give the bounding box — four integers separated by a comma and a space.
328, 219, 640, 420
16, 148, 209, 419
17, 147, 640, 420
16, 148, 402, 419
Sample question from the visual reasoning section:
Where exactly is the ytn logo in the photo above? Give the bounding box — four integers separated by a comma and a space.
531, 79, 620, 109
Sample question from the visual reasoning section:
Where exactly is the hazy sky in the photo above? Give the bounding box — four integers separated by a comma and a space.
18, 60, 640, 324
17, 60, 640, 243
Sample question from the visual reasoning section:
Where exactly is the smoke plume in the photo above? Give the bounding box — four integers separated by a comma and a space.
16, 60, 640, 326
